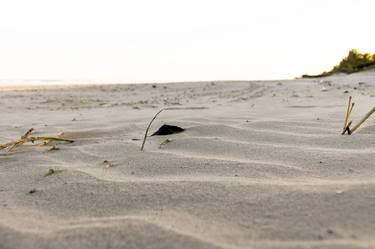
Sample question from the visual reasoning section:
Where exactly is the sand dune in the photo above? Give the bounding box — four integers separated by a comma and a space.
1, 73, 375, 249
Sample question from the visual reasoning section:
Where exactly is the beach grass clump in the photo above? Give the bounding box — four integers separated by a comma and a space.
342, 96, 355, 135
0, 128, 74, 152
303, 49, 375, 78
342, 96, 375, 135
332, 49, 375, 74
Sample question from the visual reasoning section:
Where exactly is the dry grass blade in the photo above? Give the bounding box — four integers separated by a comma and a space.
7, 128, 35, 151
0, 129, 74, 152
32, 136, 74, 143
140, 108, 164, 151
349, 103, 355, 116
22, 128, 34, 139
342, 103, 355, 135
342, 97, 355, 135
343, 96, 352, 130
341, 96, 374, 135
350, 107, 375, 134
7, 140, 26, 152
343, 121, 353, 135
40, 132, 65, 146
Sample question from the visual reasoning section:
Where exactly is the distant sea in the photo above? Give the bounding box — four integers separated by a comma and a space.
0, 79, 127, 86
0, 79, 167, 90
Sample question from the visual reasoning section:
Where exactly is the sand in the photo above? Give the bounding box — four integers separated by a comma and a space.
1, 72, 375, 249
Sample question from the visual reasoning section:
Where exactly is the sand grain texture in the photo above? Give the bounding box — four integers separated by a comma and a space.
1, 73, 375, 249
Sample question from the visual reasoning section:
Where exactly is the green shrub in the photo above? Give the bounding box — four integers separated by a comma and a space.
302, 49, 375, 78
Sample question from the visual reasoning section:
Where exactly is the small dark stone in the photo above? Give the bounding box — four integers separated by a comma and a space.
28, 189, 36, 194
151, 124, 185, 136
152, 85, 157, 88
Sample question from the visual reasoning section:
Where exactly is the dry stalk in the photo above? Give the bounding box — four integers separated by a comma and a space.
341, 96, 375, 135
342, 97, 355, 135
343, 121, 353, 135
343, 96, 352, 130
350, 107, 375, 134
0, 129, 74, 152
139, 107, 192, 151
140, 109, 164, 151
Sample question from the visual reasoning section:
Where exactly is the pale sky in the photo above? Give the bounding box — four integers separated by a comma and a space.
0, 0, 374, 83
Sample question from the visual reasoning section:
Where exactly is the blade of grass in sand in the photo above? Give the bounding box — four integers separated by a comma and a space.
343, 96, 352, 131
140, 109, 164, 151
342, 98, 355, 135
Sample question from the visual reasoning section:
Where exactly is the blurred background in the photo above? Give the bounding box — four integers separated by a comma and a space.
0, 0, 374, 84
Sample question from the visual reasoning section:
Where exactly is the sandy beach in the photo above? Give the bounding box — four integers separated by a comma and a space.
1, 72, 375, 249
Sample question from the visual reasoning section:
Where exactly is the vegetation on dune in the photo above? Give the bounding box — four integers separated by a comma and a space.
341, 96, 375, 135
302, 49, 375, 78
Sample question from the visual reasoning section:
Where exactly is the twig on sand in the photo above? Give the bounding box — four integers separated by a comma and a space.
0, 129, 74, 152
140, 109, 164, 151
